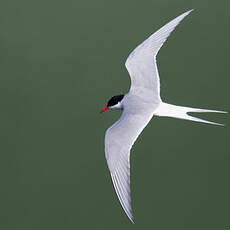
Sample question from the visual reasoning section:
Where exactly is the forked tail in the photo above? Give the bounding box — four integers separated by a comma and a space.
154, 102, 227, 126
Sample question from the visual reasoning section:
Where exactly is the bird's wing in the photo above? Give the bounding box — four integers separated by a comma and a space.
105, 110, 153, 223
125, 10, 193, 100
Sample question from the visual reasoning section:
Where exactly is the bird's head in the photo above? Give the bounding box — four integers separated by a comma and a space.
100, 94, 124, 113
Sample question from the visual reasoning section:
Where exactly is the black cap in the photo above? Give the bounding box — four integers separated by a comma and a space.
107, 95, 124, 107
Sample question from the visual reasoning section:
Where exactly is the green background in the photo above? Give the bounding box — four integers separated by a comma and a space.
0, 0, 229, 229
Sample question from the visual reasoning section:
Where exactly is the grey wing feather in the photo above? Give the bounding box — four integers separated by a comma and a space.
106, 124, 135, 223
125, 10, 193, 99
105, 111, 153, 223
111, 168, 134, 223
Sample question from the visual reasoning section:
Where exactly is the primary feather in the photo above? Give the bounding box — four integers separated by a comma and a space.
125, 10, 193, 101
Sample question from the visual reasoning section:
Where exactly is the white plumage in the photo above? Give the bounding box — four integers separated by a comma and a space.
104, 10, 226, 223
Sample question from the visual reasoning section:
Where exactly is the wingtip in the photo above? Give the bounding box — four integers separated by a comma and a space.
184, 9, 194, 16
171, 9, 194, 27
182, 9, 194, 17
111, 172, 135, 224
128, 216, 135, 224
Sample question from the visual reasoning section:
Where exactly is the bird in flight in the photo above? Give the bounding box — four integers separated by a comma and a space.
100, 10, 226, 223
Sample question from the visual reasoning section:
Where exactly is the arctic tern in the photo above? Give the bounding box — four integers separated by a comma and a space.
100, 9, 226, 223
